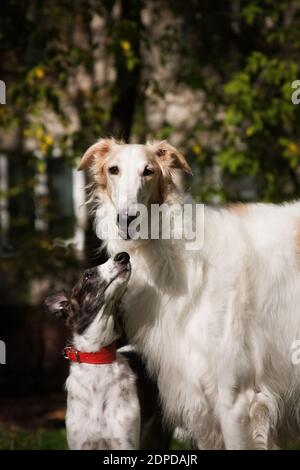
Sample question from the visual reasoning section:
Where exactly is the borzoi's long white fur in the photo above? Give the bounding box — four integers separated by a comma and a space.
79, 138, 300, 449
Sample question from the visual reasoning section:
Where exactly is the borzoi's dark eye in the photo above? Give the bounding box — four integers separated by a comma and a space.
84, 271, 95, 281
143, 166, 154, 177
108, 166, 119, 175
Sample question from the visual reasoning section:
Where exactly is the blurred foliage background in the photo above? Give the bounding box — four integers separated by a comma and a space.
0, 0, 300, 449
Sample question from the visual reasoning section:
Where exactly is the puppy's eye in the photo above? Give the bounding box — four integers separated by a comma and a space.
84, 271, 95, 281
143, 166, 154, 177
108, 166, 119, 175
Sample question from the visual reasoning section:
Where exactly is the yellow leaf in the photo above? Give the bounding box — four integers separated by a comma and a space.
44, 134, 54, 146
36, 126, 44, 140
192, 144, 202, 155
287, 142, 299, 155
120, 40, 131, 52
35, 67, 45, 79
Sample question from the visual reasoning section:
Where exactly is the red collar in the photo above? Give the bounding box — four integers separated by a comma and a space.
63, 343, 116, 364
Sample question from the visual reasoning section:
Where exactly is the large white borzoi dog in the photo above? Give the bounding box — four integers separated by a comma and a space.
78, 138, 300, 449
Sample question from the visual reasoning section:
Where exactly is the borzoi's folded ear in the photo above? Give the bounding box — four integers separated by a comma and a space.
44, 292, 70, 320
77, 139, 116, 171
153, 141, 193, 175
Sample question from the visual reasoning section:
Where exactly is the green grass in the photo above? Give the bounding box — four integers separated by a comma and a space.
0, 427, 191, 450
170, 439, 191, 450
0, 427, 68, 450
5, 428, 299, 450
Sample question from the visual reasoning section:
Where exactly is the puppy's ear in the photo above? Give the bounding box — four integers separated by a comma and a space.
44, 292, 70, 320
153, 141, 193, 175
77, 138, 117, 171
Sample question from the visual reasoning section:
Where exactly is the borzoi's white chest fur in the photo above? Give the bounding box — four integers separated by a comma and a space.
105, 202, 300, 449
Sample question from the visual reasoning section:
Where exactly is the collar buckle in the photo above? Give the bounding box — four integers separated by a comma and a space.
63, 346, 71, 359
63, 346, 82, 363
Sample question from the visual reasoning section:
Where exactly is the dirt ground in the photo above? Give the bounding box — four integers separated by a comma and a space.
0, 394, 66, 430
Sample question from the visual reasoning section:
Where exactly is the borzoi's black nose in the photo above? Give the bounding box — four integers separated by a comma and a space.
114, 252, 130, 264
117, 213, 138, 227
117, 213, 138, 239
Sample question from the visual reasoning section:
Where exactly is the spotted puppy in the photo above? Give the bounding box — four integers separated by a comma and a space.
45, 252, 140, 450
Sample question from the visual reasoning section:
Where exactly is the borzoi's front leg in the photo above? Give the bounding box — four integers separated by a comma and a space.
217, 389, 253, 450
249, 400, 270, 449
216, 285, 256, 449
249, 392, 278, 449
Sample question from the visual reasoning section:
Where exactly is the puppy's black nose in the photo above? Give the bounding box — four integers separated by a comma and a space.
114, 252, 130, 264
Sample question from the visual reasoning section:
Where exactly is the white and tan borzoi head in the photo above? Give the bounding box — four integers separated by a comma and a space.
78, 139, 192, 240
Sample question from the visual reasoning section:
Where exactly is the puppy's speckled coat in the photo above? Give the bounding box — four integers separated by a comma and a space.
45, 253, 140, 450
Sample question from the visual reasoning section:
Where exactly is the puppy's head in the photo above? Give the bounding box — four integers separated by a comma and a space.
45, 252, 131, 335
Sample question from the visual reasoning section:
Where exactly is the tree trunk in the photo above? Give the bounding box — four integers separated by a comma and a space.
107, 0, 142, 141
